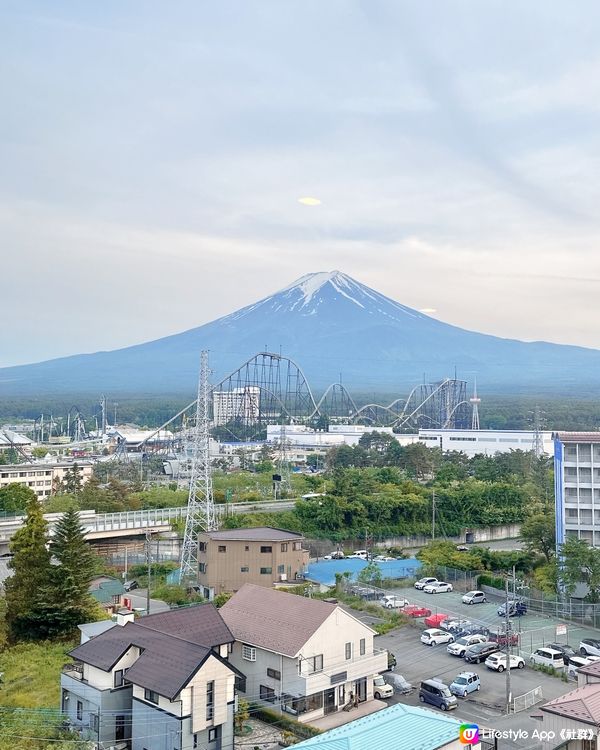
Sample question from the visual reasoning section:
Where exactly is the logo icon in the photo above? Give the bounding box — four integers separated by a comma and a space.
459, 724, 480, 745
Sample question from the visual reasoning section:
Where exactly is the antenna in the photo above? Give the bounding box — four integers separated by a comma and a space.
180, 350, 217, 583
469, 377, 481, 430
532, 405, 544, 458
274, 421, 291, 499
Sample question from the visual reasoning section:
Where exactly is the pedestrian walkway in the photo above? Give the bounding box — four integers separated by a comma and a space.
310, 699, 388, 731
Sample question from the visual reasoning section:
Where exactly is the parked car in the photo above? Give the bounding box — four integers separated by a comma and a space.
383, 672, 413, 694
580, 639, 600, 657
421, 628, 455, 647
374, 555, 395, 562
414, 577, 438, 590
547, 643, 576, 664
404, 605, 432, 618
456, 545, 469, 552
373, 674, 394, 699
447, 634, 488, 657
497, 600, 527, 617
567, 655, 600, 678
424, 581, 453, 594
424, 613, 448, 629
440, 619, 472, 634
381, 595, 409, 609
530, 647, 565, 669
449, 671, 481, 697
489, 628, 520, 647
462, 590, 487, 605
323, 550, 345, 560
464, 642, 500, 664
485, 652, 525, 672
349, 549, 369, 559
419, 679, 458, 711
123, 580, 139, 592
454, 624, 490, 639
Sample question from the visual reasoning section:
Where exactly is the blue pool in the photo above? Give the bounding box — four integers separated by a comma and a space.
306, 557, 422, 586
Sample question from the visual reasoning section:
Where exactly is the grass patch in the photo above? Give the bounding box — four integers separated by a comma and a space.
0, 640, 77, 709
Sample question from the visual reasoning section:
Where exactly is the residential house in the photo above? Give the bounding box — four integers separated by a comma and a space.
220, 583, 388, 723
293, 703, 481, 750
61, 604, 241, 750
197, 527, 308, 600
88, 575, 125, 614
535, 660, 600, 749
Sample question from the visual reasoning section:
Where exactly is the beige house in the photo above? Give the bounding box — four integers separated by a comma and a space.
0, 461, 93, 499
536, 659, 600, 749
221, 583, 388, 723
197, 527, 308, 600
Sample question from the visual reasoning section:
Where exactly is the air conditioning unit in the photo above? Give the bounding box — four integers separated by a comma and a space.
279, 573, 288, 581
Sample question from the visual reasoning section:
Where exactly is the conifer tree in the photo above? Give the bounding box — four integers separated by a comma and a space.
4, 496, 52, 640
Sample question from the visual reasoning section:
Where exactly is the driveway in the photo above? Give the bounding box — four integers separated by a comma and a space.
128, 588, 171, 614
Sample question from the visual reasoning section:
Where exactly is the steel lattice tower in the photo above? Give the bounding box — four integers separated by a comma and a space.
532, 405, 544, 458
180, 351, 217, 583
277, 422, 292, 496
470, 378, 481, 430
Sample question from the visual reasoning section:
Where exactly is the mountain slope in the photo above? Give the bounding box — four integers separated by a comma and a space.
2, 270, 600, 395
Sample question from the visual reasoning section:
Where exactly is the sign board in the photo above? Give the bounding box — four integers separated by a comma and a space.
556, 623, 567, 636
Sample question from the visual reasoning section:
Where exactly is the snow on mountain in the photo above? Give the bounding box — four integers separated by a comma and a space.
3, 271, 600, 395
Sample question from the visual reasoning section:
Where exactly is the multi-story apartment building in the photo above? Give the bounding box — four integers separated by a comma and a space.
197, 527, 308, 600
212, 387, 260, 426
61, 605, 241, 750
221, 584, 388, 723
0, 461, 93, 499
554, 432, 600, 548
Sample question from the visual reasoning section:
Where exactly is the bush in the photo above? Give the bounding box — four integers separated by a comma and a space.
477, 573, 505, 591
249, 706, 321, 739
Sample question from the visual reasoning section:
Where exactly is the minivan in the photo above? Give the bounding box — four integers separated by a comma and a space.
373, 674, 394, 699
419, 679, 458, 711
530, 647, 565, 669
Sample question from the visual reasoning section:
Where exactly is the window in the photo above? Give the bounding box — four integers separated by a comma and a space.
61, 690, 69, 712
208, 727, 219, 743
267, 667, 281, 681
235, 675, 247, 693
331, 671, 347, 684
260, 685, 276, 703
199, 562, 206, 574
114, 668, 128, 687
242, 644, 257, 661
281, 543, 288, 552
206, 680, 214, 720
245, 545, 249, 551
199, 542, 206, 552
277, 564, 285, 574
218, 545, 227, 553
260, 567, 272, 575
345, 642, 352, 660
144, 688, 159, 704
76, 701, 83, 721
359, 638, 365, 656
90, 713, 99, 733
260, 546, 272, 553
193, 734, 198, 750
240, 566, 249, 573
306, 654, 323, 674
293, 542, 302, 550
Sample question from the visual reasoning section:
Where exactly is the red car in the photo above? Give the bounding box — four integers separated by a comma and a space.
424, 613, 449, 628
489, 629, 520, 647
403, 605, 432, 618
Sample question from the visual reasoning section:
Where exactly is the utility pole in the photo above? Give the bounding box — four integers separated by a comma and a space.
505, 576, 512, 715
146, 527, 152, 616
431, 491, 436, 540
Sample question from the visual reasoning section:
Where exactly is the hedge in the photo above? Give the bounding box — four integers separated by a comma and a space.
250, 705, 322, 738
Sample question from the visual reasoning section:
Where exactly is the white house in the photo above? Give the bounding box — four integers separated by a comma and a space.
61, 605, 242, 750
220, 583, 388, 723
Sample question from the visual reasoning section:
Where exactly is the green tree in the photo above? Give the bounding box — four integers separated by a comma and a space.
234, 698, 250, 734
4, 496, 53, 640
0, 483, 37, 514
520, 507, 555, 563
559, 537, 600, 602
63, 464, 83, 495
357, 561, 382, 585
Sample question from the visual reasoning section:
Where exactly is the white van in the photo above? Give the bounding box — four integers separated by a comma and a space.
349, 549, 369, 559
373, 674, 393, 699
530, 647, 565, 669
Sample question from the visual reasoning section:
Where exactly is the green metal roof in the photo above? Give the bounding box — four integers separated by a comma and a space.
89, 579, 124, 604
294, 704, 463, 750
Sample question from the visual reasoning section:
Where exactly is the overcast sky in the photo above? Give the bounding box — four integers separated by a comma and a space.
3, 1, 600, 367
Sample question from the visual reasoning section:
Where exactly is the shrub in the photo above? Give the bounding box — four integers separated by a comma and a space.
249, 706, 321, 739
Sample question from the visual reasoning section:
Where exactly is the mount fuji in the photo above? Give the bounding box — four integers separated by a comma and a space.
3, 270, 600, 396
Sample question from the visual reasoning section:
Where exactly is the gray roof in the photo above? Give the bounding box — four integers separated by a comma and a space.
139, 603, 234, 647
203, 527, 303, 542
78, 620, 116, 639
220, 583, 336, 657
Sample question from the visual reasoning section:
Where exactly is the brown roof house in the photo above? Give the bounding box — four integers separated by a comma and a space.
535, 660, 600, 749
60, 604, 242, 750
197, 526, 308, 600
220, 583, 388, 723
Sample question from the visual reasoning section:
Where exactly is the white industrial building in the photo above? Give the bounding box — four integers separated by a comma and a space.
419, 428, 554, 457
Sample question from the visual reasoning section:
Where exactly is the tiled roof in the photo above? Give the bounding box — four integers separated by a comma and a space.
541, 684, 600, 726
203, 527, 303, 541
294, 704, 463, 750
139, 603, 234, 647
578, 661, 600, 678
554, 432, 600, 443
69, 621, 211, 700
220, 583, 336, 657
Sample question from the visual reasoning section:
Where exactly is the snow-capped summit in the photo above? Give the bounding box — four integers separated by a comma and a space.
3, 270, 600, 395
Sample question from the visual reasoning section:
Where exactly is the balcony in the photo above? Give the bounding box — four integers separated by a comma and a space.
62, 663, 83, 681
296, 649, 388, 695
